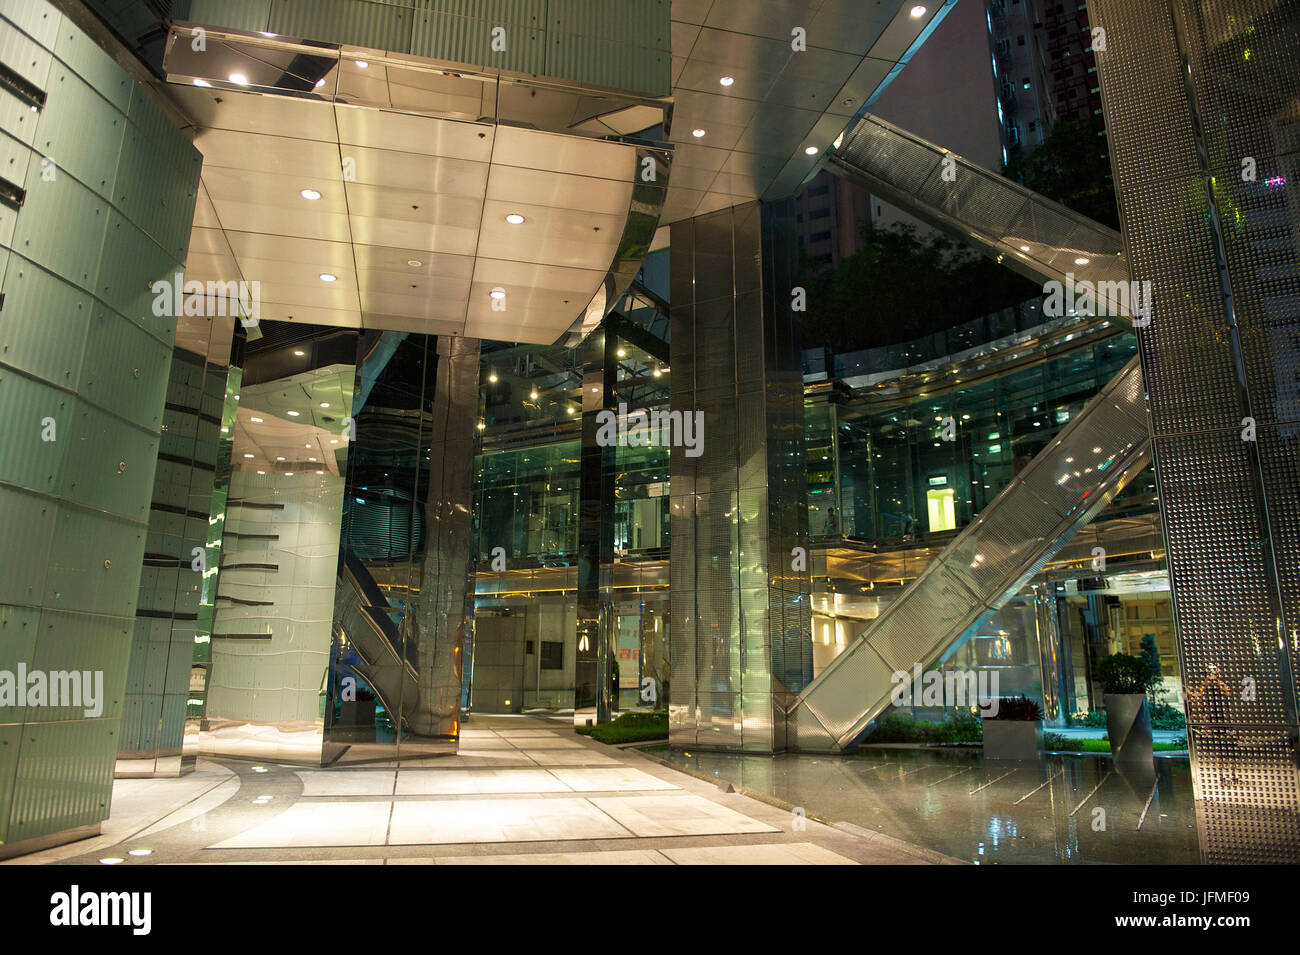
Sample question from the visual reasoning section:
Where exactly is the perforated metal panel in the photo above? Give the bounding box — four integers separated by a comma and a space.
1090, 0, 1300, 862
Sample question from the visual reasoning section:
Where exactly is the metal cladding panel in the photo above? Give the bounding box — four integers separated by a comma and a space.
268, 0, 418, 55
1090, 0, 1300, 861
798, 641, 898, 748
0, 0, 202, 842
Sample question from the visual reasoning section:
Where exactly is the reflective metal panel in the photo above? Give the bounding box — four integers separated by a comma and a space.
1089, 0, 1300, 862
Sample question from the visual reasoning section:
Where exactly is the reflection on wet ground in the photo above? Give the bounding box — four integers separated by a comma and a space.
648, 747, 1200, 864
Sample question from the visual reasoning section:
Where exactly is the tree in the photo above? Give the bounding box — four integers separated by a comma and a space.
1003, 118, 1120, 229
1139, 634, 1165, 701
799, 222, 1039, 354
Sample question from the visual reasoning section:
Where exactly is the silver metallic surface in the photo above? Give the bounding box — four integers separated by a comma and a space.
669, 200, 812, 753
827, 112, 1131, 309
406, 336, 481, 748
162, 23, 671, 347
792, 357, 1152, 751
664, 0, 958, 220
1090, 0, 1300, 862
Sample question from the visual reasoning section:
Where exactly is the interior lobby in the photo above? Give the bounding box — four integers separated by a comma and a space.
1, 0, 1298, 871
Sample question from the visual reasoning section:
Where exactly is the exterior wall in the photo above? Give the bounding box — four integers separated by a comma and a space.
0, 0, 201, 850
1091, 0, 1300, 862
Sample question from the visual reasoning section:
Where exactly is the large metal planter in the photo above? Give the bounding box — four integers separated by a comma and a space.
982, 719, 1043, 760
1105, 693, 1153, 765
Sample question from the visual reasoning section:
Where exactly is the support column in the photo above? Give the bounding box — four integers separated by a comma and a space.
1034, 581, 1068, 728
668, 200, 813, 753
575, 327, 616, 724
406, 336, 480, 751
1091, 0, 1300, 861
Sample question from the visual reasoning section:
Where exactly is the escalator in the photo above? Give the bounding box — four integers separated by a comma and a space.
790, 113, 1152, 752
825, 112, 1132, 313
333, 549, 419, 725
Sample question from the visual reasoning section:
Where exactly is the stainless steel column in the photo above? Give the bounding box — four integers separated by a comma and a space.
669, 200, 813, 753
1090, 0, 1300, 862
405, 336, 480, 750
1034, 581, 1068, 729
575, 328, 616, 724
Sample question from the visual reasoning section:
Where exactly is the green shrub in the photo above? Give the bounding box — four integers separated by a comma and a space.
1072, 709, 1108, 728
1096, 653, 1152, 695
1149, 702, 1186, 730
984, 695, 1042, 721
867, 710, 983, 743
575, 711, 668, 744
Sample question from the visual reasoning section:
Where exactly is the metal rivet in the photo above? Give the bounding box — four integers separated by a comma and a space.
117, 461, 127, 473
132, 368, 140, 378
103, 560, 111, 569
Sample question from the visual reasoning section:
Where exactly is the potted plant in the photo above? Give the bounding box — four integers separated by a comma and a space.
1096, 653, 1154, 765
982, 696, 1043, 760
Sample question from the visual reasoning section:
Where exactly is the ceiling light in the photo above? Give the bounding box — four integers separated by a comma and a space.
319, 273, 337, 282
128, 849, 153, 857
305, 444, 312, 448
692, 128, 706, 138
567, 406, 576, 414
314, 78, 326, 89
719, 76, 734, 86
285, 472, 294, 476
355, 61, 368, 69
287, 411, 300, 417
616, 348, 626, 358
805, 145, 819, 155
99, 858, 124, 865
1075, 257, 1090, 265
407, 259, 422, 267
489, 288, 506, 300
319, 402, 330, 408
1020, 245, 1030, 252
910, 5, 927, 17
330, 439, 339, 444
193, 79, 211, 87
257, 470, 265, 474
229, 73, 248, 86
316, 470, 324, 475
505, 213, 525, 225
250, 416, 263, 423
530, 389, 539, 400
300, 188, 321, 200
653, 368, 662, 378
293, 349, 305, 356
243, 453, 254, 459
309, 457, 317, 462
477, 422, 486, 430
276, 457, 285, 461
488, 372, 498, 383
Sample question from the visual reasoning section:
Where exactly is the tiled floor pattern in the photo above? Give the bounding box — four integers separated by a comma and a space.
8, 716, 958, 866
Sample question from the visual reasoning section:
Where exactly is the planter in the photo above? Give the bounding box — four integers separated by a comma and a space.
982, 719, 1042, 760
1104, 693, 1153, 765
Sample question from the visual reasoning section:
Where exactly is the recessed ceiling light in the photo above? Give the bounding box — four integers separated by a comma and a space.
530, 389, 539, 400
319, 402, 330, 408
319, 273, 337, 282
316, 470, 324, 475
910, 5, 927, 17
653, 368, 662, 378
293, 350, 305, 356
243, 453, 254, 459
99, 858, 124, 865
330, 439, 339, 444
314, 78, 326, 89
616, 348, 626, 358
285, 472, 294, 476
193, 78, 211, 87
489, 288, 506, 300
477, 422, 486, 430
309, 457, 317, 462
407, 259, 423, 267
1020, 245, 1031, 252
692, 128, 706, 138
229, 73, 248, 86
505, 213, 525, 225
1075, 257, 1090, 265
300, 188, 322, 200
257, 470, 265, 474
305, 444, 312, 448
805, 145, 819, 155
250, 416, 263, 423
567, 406, 576, 414
356, 61, 368, 69
287, 411, 300, 417
276, 456, 285, 461
719, 76, 734, 86
128, 848, 153, 856
488, 372, 498, 383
